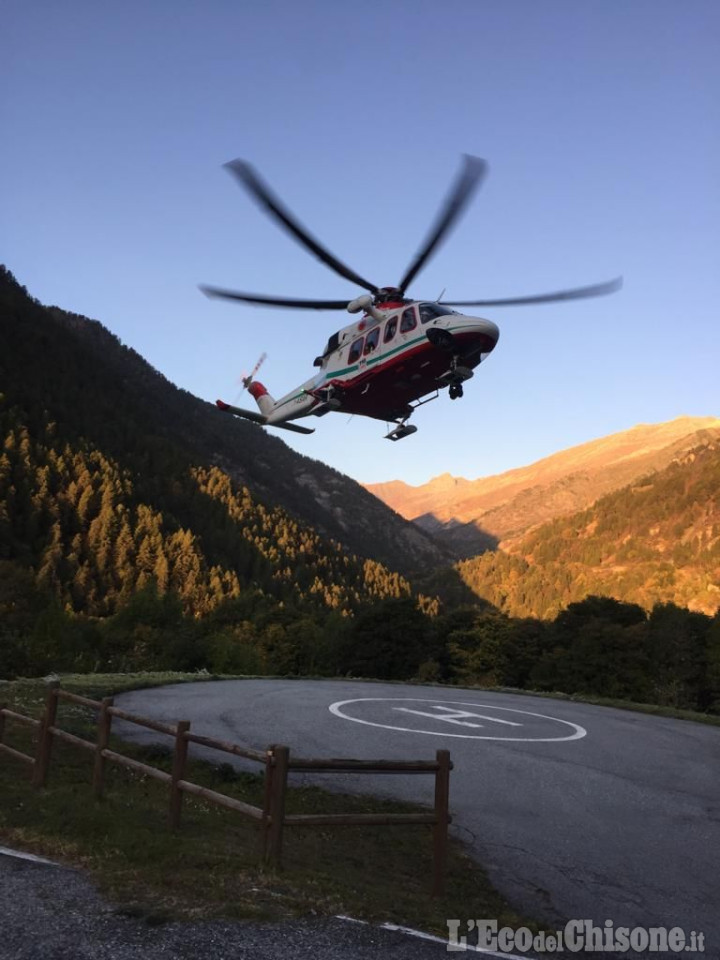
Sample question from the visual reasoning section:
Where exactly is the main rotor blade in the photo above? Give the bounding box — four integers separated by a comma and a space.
225, 159, 378, 294
440, 276, 623, 308
200, 285, 350, 310
399, 155, 488, 295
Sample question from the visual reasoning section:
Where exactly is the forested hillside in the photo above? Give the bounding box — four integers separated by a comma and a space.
458, 439, 720, 618
0, 266, 445, 578
0, 266, 445, 677
367, 417, 720, 557
0, 409, 420, 618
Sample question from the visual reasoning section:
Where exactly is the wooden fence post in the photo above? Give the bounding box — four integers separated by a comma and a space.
432, 749, 451, 897
33, 681, 60, 788
260, 744, 277, 860
93, 697, 114, 799
265, 744, 289, 869
169, 721, 191, 830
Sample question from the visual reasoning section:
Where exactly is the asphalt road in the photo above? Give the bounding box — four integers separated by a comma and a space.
115, 680, 719, 954
0, 853, 459, 960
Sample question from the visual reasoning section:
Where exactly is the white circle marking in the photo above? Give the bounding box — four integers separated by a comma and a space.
328, 698, 587, 741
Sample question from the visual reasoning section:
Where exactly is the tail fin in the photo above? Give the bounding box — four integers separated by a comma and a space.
247, 381, 275, 417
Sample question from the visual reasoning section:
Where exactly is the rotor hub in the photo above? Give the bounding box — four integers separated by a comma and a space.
374, 286, 408, 307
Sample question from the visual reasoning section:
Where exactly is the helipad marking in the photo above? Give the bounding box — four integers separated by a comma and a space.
394, 705, 522, 728
328, 698, 587, 741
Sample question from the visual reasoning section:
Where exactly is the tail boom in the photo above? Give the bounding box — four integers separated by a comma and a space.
215, 399, 314, 434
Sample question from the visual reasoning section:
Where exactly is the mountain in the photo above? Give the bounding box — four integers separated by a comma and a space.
457, 437, 720, 617
366, 417, 720, 557
0, 266, 452, 632
0, 266, 446, 578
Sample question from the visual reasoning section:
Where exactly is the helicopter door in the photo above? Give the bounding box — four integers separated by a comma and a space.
383, 315, 398, 344
364, 327, 380, 355
348, 336, 364, 364
399, 306, 418, 341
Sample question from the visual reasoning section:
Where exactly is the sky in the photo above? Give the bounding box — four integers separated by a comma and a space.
2, 1, 718, 487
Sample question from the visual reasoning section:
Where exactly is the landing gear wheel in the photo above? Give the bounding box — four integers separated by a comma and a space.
456, 384, 464, 398
449, 384, 463, 400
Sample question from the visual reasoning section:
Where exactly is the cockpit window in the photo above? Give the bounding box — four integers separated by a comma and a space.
348, 336, 364, 364
419, 302, 452, 323
384, 316, 397, 343
321, 330, 341, 357
364, 327, 380, 355
400, 306, 417, 333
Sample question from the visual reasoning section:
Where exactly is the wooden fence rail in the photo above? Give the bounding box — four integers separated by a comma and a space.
0, 704, 40, 767
0, 683, 452, 895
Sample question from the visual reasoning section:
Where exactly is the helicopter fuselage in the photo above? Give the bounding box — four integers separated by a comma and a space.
208, 155, 619, 439
259, 301, 499, 428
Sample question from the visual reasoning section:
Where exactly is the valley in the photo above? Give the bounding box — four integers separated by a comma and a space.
1, 266, 718, 715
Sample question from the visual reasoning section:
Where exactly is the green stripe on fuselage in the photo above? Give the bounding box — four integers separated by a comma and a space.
273, 324, 466, 409
327, 324, 466, 381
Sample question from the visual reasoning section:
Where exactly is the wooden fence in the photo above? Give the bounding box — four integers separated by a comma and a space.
0, 682, 452, 894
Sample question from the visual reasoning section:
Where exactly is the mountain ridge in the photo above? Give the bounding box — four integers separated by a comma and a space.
366, 416, 720, 557
457, 435, 720, 617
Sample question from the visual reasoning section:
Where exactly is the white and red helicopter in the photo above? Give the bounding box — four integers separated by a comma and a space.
202, 157, 621, 441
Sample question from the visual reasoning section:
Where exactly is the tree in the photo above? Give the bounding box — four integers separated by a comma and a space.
647, 603, 713, 710
446, 608, 514, 687
0, 561, 50, 677
339, 598, 432, 680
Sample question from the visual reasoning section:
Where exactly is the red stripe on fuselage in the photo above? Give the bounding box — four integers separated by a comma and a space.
324, 330, 493, 420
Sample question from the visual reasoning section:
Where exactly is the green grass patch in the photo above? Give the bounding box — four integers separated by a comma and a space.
0, 673, 537, 937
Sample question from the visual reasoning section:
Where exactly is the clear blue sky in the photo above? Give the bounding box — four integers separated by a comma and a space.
3, 1, 718, 486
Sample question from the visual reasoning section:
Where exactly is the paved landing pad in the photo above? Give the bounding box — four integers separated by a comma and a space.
329, 697, 587, 741
114, 679, 719, 949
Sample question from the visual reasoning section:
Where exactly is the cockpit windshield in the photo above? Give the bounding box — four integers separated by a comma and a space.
325, 331, 341, 354
418, 303, 456, 323
314, 329, 341, 367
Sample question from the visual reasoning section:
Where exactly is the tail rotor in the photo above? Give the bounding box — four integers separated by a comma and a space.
238, 351, 267, 395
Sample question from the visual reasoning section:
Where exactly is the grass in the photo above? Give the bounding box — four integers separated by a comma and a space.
0, 673, 538, 937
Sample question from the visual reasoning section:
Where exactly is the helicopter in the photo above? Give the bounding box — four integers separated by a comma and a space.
202, 156, 621, 441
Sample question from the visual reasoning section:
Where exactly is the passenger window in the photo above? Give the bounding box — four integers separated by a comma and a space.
400, 306, 417, 333
384, 317, 398, 343
364, 327, 379, 355
348, 336, 364, 364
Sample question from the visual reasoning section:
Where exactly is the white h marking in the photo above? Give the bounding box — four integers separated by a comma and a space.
393, 705, 522, 728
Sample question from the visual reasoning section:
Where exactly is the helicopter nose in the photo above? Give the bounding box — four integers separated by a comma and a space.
460, 315, 499, 352
481, 318, 500, 344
